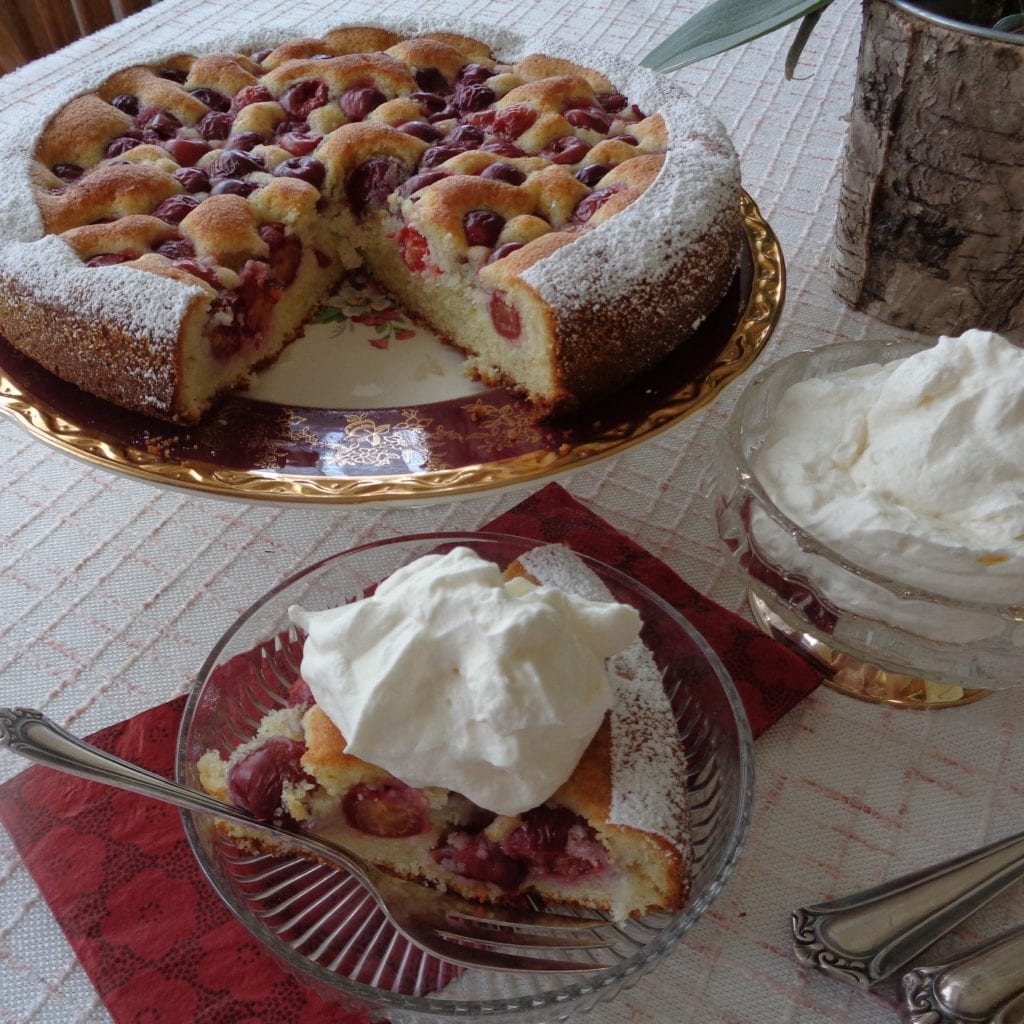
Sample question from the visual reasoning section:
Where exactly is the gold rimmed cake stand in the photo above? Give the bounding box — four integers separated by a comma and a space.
0, 191, 783, 506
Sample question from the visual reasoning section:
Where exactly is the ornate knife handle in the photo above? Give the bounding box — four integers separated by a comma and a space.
902, 924, 1024, 1024
792, 830, 1024, 989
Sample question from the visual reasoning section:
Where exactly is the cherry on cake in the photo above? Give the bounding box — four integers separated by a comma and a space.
0, 23, 741, 423
197, 544, 692, 921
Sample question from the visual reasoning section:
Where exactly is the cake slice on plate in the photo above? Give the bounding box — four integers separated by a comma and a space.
198, 544, 691, 921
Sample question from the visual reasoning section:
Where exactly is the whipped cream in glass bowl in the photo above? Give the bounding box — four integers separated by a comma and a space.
709, 331, 1024, 704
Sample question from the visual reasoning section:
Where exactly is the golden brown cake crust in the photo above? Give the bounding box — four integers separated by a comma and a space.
2, 22, 741, 424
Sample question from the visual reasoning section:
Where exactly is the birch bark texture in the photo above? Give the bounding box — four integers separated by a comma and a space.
832, 0, 1024, 333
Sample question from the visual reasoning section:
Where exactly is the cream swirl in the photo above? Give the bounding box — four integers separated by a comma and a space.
753, 330, 1024, 638
289, 545, 641, 815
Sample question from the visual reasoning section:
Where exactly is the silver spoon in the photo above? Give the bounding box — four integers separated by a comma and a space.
792, 829, 1024, 987
902, 923, 1024, 1023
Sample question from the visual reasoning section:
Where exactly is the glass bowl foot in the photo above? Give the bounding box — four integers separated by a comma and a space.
746, 592, 989, 709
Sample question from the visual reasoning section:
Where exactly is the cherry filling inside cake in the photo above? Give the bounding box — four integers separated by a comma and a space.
2, 24, 741, 423
198, 688, 685, 919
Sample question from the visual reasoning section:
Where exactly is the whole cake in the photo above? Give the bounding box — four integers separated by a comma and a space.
198, 544, 692, 921
0, 19, 741, 423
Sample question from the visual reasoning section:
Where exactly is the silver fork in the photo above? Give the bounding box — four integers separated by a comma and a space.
0, 706, 616, 973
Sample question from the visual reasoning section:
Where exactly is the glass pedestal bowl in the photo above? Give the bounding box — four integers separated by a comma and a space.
175, 532, 754, 1023
709, 339, 1024, 708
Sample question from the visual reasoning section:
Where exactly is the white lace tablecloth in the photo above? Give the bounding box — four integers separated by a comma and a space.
3, 1, 1023, 1021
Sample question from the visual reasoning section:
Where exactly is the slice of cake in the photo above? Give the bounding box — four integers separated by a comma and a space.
0, 22, 741, 423
197, 544, 691, 921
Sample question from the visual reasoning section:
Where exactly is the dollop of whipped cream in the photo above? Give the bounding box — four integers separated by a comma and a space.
288, 546, 642, 816
755, 330, 1024, 613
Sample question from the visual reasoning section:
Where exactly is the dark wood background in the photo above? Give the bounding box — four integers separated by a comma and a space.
1, 0, 157, 74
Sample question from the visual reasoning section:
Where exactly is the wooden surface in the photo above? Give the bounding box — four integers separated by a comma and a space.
0, 0, 156, 74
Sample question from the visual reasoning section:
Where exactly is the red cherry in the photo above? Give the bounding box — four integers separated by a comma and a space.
259, 222, 303, 287
612, 133, 638, 145
189, 87, 230, 112
279, 79, 329, 119
463, 209, 505, 247
426, 106, 458, 124
138, 109, 181, 139
396, 120, 442, 142
230, 84, 273, 113
446, 123, 484, 148
486, 241, 524, 264
480, 162, 525, 185
410, 91, 447, 114
452, 82, 494, 114
343, 782, 428, 837
226, 737, 308, 821
398, 224, 430, 272
155, 237, 196, 260
346, 156, 403, 213
85, 252, 137, 267
597, 91, 628, 113
339, 86, 386, 120
419, 144, 463, 169
571, 185, 620, 223
210, 179, 259, 197
492, 104, 537, 140
277, 130, 322, 156
542, 135, 590, 164
413, 67, 449, 95
208, 148, 263, 178
172, 258, 223, 288
110, 94, 140, 116
105, 135, 143, 158
431, 834, 526, 888
480, 140, 526, 158
152, 194, 200, 225
575, 163, 610, 187
564, 107, 611, 132
490, 291, 521, 339
197, 111, 234, 140
464, 109, 497, 131
273, 156, 325, 189
174, 166, 210, 192
398, 169, 447, 198
162, 137, 210, 166
457, 63, 495, 85
226, 131, 267, 152
52, 162, 84, 182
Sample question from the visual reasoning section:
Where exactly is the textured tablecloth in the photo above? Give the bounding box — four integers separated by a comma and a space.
2, 1, 1023, 1022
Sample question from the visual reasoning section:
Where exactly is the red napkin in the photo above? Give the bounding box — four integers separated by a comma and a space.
0, 483, 822, 1024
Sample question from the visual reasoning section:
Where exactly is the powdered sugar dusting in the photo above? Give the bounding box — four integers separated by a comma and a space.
516, 544, 690, 856
512, 42, 740, 312
0, 5, 737, 352
0, 236, 201, 346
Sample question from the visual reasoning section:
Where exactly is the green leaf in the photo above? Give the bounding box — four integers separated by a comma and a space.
311, 306, 349, 325
641, 0, 835, 73
785, 9, 824, 79
992, 13, 1024, 32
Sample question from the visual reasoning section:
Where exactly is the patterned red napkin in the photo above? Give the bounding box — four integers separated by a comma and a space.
0, 483, 822, 1024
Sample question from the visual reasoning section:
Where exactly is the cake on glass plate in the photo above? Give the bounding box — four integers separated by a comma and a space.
0, 19, 741, 423
198, 544, 692, 921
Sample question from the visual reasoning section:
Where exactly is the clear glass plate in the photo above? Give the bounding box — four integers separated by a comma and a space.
175, 532, 755, 1023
